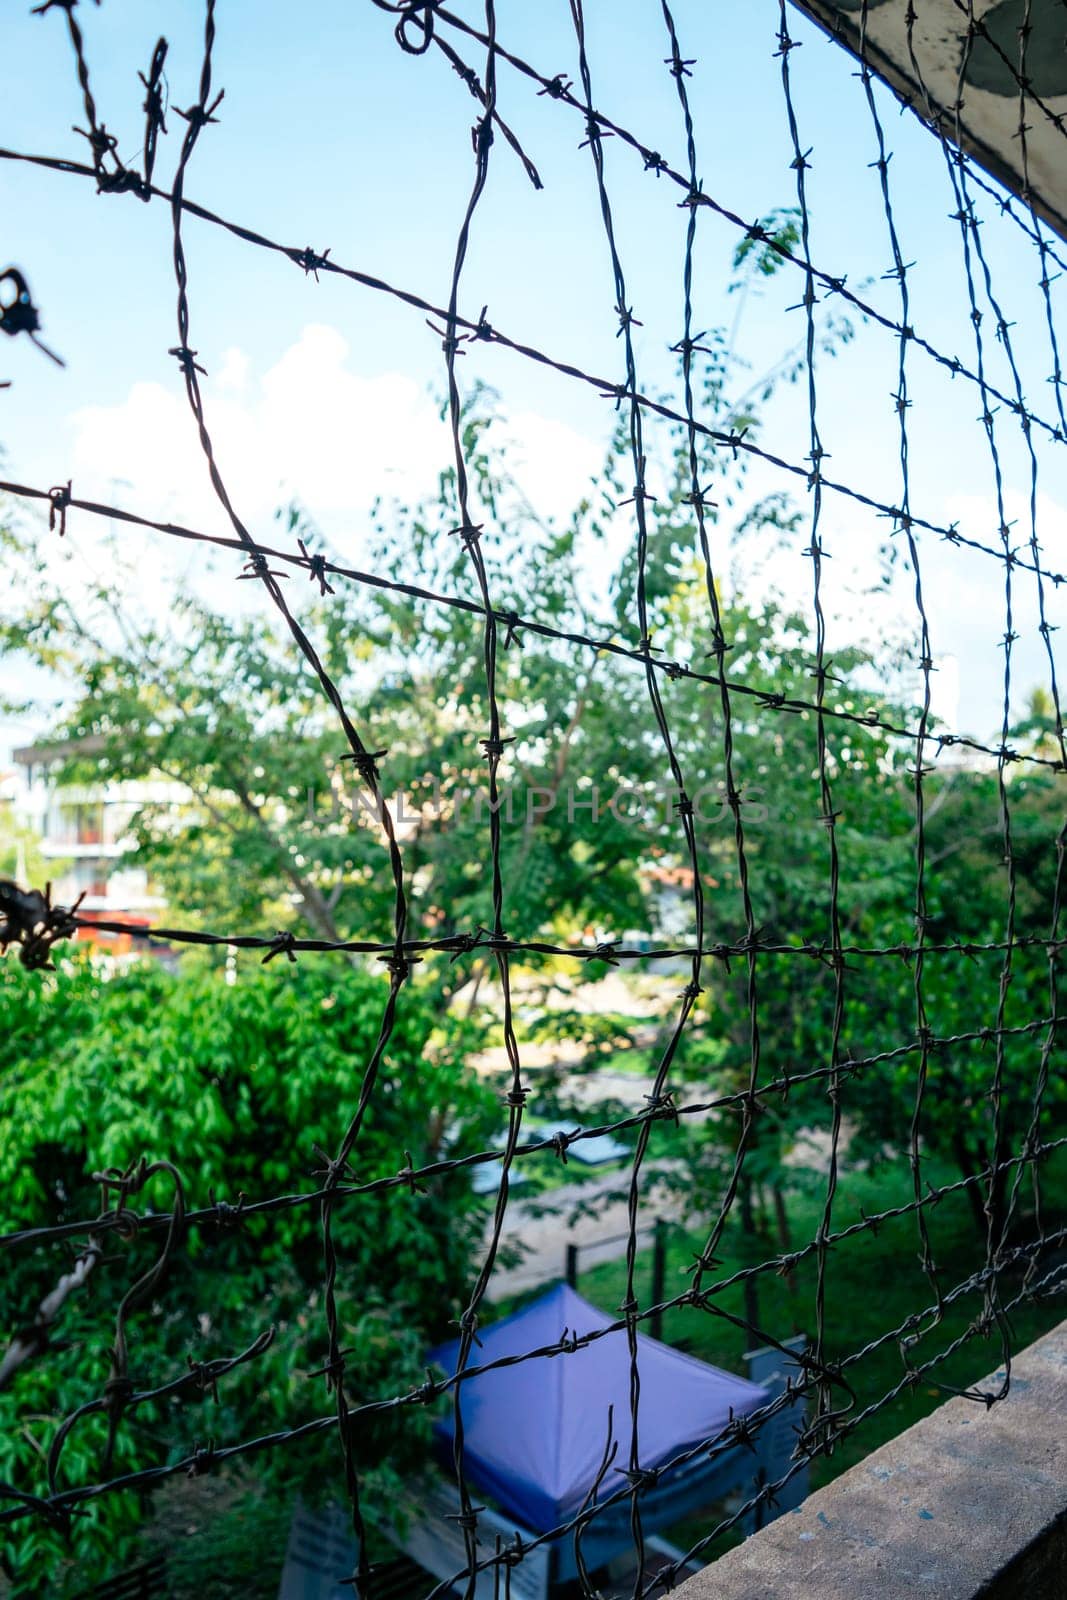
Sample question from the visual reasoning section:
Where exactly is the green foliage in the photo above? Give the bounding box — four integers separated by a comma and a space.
730, 206, 802, 281
148, 1472, 291, 1600
577, 1150, 1067, 1524
0, 229, 1064, 1591
0, 955, 497, 1592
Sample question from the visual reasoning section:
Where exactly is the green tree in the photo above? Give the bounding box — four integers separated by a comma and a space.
2, 212, 1064, 1598
0, 210, 847, 989
0, 955, 497, 1593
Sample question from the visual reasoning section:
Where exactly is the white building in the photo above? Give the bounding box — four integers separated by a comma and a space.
12, 736, 185, 927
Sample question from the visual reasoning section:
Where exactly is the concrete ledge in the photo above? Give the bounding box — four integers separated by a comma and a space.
676, 1318, 1067, 1600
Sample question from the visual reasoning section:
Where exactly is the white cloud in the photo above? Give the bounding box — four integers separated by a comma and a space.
65, 324, 604, 561
920, 487, 1067, 735
485, 409, 604, 525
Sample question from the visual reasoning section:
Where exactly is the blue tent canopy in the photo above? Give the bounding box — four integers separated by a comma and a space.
427, 1283, 770, 1536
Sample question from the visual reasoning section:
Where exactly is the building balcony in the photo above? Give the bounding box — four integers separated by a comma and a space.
39, 839, 124, 858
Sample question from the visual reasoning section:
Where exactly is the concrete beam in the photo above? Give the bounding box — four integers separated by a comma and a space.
675, 1317, 1067, 1600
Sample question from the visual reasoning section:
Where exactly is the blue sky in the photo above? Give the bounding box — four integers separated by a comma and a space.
3, 0, 1067, 751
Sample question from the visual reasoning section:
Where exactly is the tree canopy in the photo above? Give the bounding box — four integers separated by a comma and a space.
0, 956, 496, 1592
1, 223, 1064, 1593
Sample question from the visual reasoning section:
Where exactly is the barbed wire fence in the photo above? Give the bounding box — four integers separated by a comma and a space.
1, 1, 1067, 1596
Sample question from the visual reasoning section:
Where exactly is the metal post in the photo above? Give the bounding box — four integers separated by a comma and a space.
650, 1219, 666, 1340
565, 1241, 578, 1288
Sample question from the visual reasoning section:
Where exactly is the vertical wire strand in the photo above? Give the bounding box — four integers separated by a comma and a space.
658, 0, 766, 1356
10, 4, 1067, 1587
776, 0, 850, 1448
857, 0, 944, 1338
566, 2, 709, 1584
431, 11, 532, 1597
1002, 0, 1067, 1262
904, 3, 1017, 1395
163, 6, 412, 1589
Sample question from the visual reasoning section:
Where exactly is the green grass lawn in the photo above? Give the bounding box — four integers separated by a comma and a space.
576, 1151, 1067, 1519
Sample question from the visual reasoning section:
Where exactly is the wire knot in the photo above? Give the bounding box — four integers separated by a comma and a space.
380, 950, 419, 983
262, 929, 298, 965
498, 1535, 527, 1568
298, 539, 335, 595
341, 748, 388, 786
447, 929, 480, 962
312, 1145, 356, 1187
472, 304, 494, 340
97, 167, 150, 198
471, 115, 494, 157
104, 1373, 134, 1412
177, 89, 224, 131
398, 1149, 427, 1195
445, 1505, 484, 1532
208, 1187, 246, 1229
169, 344, 207, 377
448, 521, 484, 547
138, 38, 169, 190
580, 113, 607, 150
0, 267, 46, 345
480, 735, 514, 760
296, 245, 331, 279
664, 52, 695, 80
0, 880, 82, 969
725, 1409, 759, 1454
238, 550, 288, 583
454, 1309, 482, 1347
550, 1127, 576, 1163
645, 1089, 679, 1125
415, 1367, 440, 1403
186, 1356, 221, 1404
394, 0, 440, 54
46, 480, 73, 536
186, 1438, 217, 1477
537, 73, 572, 99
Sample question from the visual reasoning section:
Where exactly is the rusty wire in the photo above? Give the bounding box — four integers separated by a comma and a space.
2, 2, 1067, 1597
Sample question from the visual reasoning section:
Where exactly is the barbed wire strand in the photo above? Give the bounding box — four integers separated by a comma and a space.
567, 1, 707, 1578
856, 0, 944, 1336
2, 3, 1067, 1595
152, 0, 413, 1581
5, 477, 1066, 781
426, 7, 537, 1594
3, 1013, 1065, 1261
2, 142, 1067, 588
775, 0, 852, 1454
368, 0, 1067, 453
659, 0, 766, 1362
910, 1, 1021, 1395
